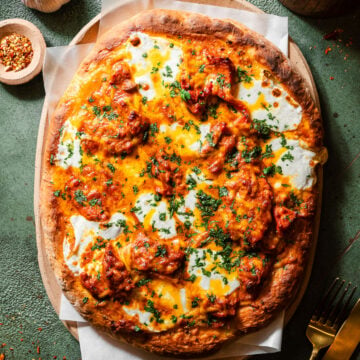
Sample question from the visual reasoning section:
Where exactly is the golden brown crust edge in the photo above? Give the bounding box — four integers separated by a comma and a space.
39, 8, 325, 356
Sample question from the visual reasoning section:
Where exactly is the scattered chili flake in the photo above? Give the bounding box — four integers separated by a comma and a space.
37, 346, 40, 354
330, 76, 334, 80
325, 47, 332, 54
37, 327, 42, 332
323, 28, 343, 40
0, 33, 33, 72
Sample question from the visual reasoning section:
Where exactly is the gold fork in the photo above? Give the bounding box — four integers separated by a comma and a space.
306, 277, 357, 360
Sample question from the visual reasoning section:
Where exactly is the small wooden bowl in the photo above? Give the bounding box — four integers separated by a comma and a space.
0, 19, 46, 85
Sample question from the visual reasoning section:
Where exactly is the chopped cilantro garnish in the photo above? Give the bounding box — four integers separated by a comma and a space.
281, 151, 294, 162
263, 164, 283, 176
144, 300, 163, 323
241, 146, 262, 163
107, 163, 116, 173
196, 190, 222, 222
150, 123, 159, 137
205, 132, 216, 147
180, 88, 191, 102
236, 66, 252, 83
136, 278, 152, 287
155, 245, 167, 257
74, 190, 87, 205
252, 119, 272, 139
191, 297, 200, 308
218, 186, 228, 197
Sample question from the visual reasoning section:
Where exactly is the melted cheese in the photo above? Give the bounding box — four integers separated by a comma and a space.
123, 280, 190, 332
134, 193, 176, 239
63, 212, 126, 274
189, 124, 211, 152
126, 32, 183, 101
267, 137, 317, 189
188, 249, 240, 296
55, 120, 82, 169
236, 75, 302, 132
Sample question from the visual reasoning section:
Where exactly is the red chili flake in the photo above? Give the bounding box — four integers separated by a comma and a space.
325, 47, 332, 54
323, 28, 343, 40
0, 344, 5, 348
63, 357, 67, 360
37, 346, 40, 354
330, 76, 334, 80
0, 32, 33, 72
9, 348, 13, 351
37, 327, 42, 332
20, 338, 23, 342
53, 356, 57, 359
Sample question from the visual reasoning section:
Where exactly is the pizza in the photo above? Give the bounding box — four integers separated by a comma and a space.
41, 9, 327, 356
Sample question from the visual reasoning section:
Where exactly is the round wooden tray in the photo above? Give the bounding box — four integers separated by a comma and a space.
34, 0, 322, 356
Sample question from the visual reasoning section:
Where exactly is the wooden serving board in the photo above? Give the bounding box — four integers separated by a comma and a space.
34, 0, 323, 355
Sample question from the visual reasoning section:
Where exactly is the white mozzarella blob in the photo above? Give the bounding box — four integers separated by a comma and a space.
186, 169, 212, 185
134, 193, 176, 239
56, 121, 82, 169
160, 45, 182, 83
151, 201, 177, 239
126, 32, 183, 101
99, 212, 126, 240
63, 212, 127, 274
180, 288, 188, 313
270, 137, 317, 189
133, 192, 156, 222
189, 124, 211, 152
236, 77, 303, 132
187, 249, 240, 296
133, 73, 156, 100
127, 32, 158, 68
123, 306, 155, 329
159, 122, 180, 133
177, 190, 197, 224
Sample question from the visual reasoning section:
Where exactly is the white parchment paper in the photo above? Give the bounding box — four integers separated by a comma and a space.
99, 0, 288, 55
44, 1, 289, 358
60, 294, 284, 359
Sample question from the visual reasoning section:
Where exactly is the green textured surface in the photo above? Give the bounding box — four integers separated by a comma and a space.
0, 0, 359, 359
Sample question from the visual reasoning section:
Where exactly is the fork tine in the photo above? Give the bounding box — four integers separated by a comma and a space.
332, 284, 357, 327
319, 279, 345, 321
312, 277, 340, 320
326, 281, 352, 325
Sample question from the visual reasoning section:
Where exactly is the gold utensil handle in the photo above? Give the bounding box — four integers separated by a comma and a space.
309, 347, 320, 360
323, 299, 360, 360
